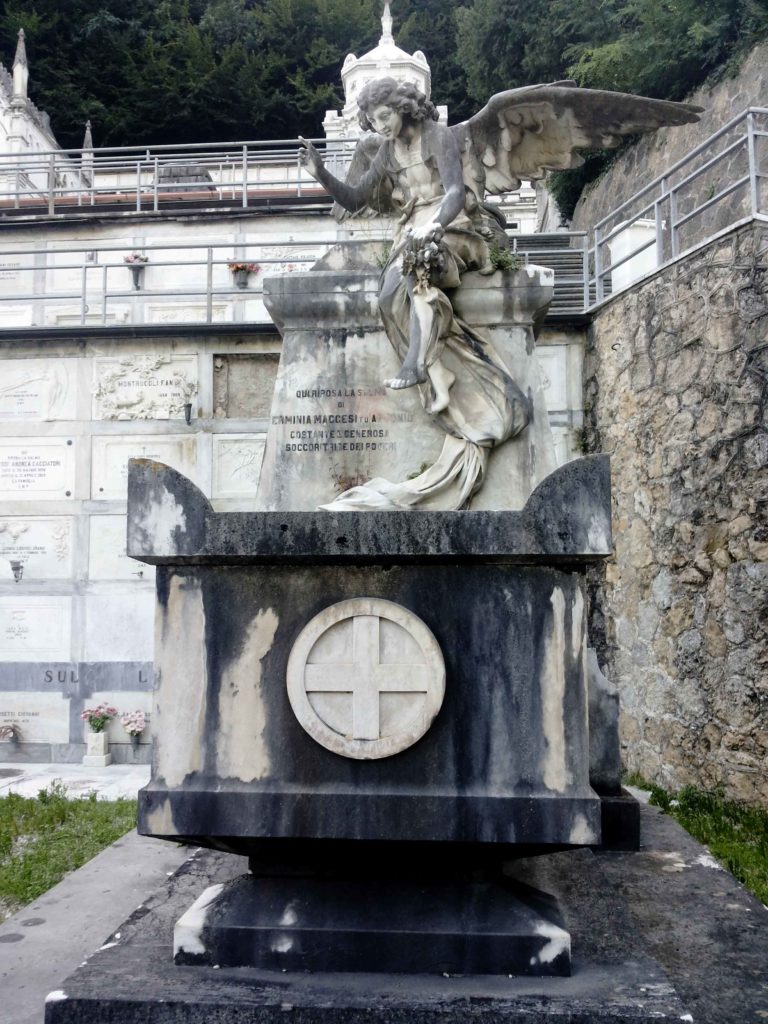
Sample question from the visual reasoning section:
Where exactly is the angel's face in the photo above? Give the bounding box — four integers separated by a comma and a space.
369, 104, 403, 140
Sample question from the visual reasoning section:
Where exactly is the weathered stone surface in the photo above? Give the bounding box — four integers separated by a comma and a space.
257, 258, 557, 512
128, 459, 613, 851
127, 455, 612, 564
584, 221, 768, 804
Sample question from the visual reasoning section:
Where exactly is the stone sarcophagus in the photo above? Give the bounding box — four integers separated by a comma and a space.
127, 454, 613, 976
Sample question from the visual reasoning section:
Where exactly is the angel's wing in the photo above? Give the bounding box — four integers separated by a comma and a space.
331, 131, 396, 222
452, 83, 703, 198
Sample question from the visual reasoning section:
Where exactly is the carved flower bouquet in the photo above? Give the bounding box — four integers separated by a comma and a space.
81, 703, 118, 733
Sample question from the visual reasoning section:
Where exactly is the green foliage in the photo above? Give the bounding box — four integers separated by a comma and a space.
628, 776, 768, 905
488, 243, 523, 272
0, 781, 137, 919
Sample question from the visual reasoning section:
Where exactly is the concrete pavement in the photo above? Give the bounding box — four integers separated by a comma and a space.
0, 761, 192, 1024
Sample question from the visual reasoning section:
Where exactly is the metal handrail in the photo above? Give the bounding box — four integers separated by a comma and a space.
587, 106, 767, 304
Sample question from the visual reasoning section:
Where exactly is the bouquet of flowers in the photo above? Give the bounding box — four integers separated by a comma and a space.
227, 261, 260, 274
124, 252, 149, 264
80, 703, 118, 733
120, 709, 147, 737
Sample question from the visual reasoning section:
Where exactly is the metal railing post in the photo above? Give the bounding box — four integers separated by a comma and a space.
242, 146, 248, 208
80, 261, 88, 326
101, 262, 107, 325
153, 157, 159, 212
654, 192, 665, 268
746, 110, 759, 215
581, 234, 589, 311
594, 224, 604, 303
669, 184, 679, 257
135, 160, 142, 211
48, 154, 55, 215
206, 248, 213, 323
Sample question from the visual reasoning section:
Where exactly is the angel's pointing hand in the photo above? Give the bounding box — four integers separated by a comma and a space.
298, 136, 324, 179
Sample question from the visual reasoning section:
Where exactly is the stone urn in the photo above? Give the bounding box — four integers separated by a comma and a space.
83, 730, 112, 767
233, 268, 250, 289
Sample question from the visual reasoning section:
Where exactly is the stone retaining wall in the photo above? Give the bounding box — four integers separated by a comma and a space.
570, 44, 768, 243
584, 220, 768, 804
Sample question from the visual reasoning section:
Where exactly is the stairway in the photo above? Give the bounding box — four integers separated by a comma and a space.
511, 233, 610, 316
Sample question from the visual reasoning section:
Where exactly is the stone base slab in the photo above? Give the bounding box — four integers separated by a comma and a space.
82, 753, 112, 767
173, 874, 571, 976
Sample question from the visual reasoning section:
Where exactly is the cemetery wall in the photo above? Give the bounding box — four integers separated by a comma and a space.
0, 206, 585, 763
584, 220, 768, 805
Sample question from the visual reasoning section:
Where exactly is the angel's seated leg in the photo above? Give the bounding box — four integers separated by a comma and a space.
385, 274, 433, 390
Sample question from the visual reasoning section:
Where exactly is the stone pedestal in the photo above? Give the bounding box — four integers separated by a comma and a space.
83, 730, 112, 767
256, 255, 557, 511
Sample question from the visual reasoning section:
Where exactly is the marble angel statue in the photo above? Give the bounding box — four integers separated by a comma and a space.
299, 77, 700, 511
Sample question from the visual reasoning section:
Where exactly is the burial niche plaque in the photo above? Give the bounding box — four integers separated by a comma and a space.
286, 598, 445, 760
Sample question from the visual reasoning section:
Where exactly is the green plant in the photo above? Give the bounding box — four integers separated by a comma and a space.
625, 775, 768, 904
374, 245, 391, 269
0, 782, 137, 920
488, 243, 523, 272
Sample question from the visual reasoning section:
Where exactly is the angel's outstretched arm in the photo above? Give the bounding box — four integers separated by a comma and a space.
299, 136, 384, 214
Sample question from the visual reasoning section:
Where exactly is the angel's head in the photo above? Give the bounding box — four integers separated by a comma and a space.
357, 77, 438, 137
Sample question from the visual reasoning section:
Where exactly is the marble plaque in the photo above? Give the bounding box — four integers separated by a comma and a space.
0, 692, 70, 744
93, 353, 199, 420
91, 435, 197, 500
212, 435, 266, 499
0, 597, 71, 661
535, 346, 568, 413
89, 514, 155, 581
0, 358, 77, 421
83, 592, 155, 662
0, 517, 74, 580
0, 438, 76, 500
147, 303, 229, 324
91, 689, 153, 745
212, 351, 280, 418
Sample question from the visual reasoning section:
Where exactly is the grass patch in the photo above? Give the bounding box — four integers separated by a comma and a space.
0, 781, 137, 921
625, 775, 768, 904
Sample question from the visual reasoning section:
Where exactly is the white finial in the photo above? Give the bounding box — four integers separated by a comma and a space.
380, 1, 394, 45
13, 28, 28, 101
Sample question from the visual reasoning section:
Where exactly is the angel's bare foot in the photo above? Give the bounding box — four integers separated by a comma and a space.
384, 363, 427, 390
428, 362, 456, 413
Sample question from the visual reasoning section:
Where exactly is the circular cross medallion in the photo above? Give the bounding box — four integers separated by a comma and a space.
286, 598, 445, 760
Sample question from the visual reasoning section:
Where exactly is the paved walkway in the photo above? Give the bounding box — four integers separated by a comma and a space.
0, 761, 150, 800
0, 761, 191, 1024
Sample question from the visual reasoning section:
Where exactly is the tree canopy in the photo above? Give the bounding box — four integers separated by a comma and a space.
1, 0, 766, 214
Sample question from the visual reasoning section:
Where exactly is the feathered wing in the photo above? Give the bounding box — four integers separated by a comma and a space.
451, 83, 703, 199
331, 131, 396, 222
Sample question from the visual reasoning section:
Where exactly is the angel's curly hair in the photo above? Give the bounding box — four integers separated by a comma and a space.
357, 77, 438, 132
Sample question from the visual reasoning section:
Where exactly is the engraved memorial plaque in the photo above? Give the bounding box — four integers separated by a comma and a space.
212, 435, 266, 499
0, 517, 74, 579
93, 353, 198, 420
0, 438, 76, 500
0, 596, 72, 661
91, 435, 198, 500
0, 359, 77, 421
0, 693, 71, 744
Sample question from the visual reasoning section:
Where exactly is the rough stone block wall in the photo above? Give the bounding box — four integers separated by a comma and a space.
584, 221, 768, 804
